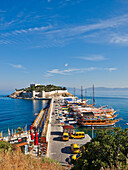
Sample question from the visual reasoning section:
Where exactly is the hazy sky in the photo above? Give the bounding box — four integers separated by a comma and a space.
1, 0, 128, 92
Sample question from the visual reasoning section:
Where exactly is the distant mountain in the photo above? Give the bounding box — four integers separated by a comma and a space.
67, 87, 128, 94
87, 87, 128, 91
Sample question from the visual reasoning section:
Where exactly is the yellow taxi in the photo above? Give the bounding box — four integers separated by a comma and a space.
62, 132, 69, 141
71, 143, 80, 154
71, 153, 82, 161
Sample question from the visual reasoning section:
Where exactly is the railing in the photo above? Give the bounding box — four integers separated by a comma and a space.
32, 109, 44, 128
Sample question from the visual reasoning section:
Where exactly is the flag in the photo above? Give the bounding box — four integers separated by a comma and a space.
24, 124, 27, 132
8, 128, 10, 136
1, 131, 2, 138
34, 131, 39, 145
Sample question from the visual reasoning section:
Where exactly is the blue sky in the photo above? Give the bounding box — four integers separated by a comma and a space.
1, 0, 128, 93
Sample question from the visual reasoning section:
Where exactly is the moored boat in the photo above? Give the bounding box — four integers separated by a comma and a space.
78, 118, 120, 127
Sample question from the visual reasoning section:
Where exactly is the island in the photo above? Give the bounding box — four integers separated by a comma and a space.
9, 84, 73, 99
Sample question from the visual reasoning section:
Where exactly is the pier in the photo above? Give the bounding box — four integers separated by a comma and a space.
30, 98, 53, 156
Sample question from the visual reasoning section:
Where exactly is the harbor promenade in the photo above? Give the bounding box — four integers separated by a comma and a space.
48, 107, 91, 168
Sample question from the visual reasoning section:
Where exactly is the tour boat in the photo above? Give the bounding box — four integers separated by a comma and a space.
77, 118, 120, 127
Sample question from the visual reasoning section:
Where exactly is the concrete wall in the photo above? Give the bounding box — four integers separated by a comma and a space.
21, 90, 68, 98
46, 98, 53, 157
32, 91, 42, 98
45, 90, 67, 96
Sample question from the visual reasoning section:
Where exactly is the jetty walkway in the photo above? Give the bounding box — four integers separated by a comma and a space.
30, 98, 53, 156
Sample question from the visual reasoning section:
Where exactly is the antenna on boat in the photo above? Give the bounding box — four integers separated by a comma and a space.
81, 86, 83, 102
93, 84, 95, 105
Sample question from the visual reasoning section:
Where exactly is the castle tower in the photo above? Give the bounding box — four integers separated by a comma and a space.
41, 90, 45, 98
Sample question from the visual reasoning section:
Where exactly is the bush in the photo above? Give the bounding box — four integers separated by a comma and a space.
0, 141, 12, 152
72, 127, 128, 170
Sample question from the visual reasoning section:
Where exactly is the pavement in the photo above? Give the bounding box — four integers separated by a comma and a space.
48, 111, 91, 169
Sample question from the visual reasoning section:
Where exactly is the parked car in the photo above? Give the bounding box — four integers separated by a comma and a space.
62, 132, 69, 141
70, 132, 85, 139
71, 144, 80, 154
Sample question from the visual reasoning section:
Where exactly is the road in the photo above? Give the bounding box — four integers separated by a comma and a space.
48, 112, 91, 169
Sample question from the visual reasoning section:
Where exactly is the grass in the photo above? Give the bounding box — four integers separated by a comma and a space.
0, 143, 64, 170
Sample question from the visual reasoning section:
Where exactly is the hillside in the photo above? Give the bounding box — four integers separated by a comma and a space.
0, 141, 64, 170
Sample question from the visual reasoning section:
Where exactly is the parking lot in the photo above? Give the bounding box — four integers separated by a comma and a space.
48, 101, 91, 168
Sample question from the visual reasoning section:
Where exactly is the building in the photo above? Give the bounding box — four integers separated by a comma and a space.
30, 84, 40, 87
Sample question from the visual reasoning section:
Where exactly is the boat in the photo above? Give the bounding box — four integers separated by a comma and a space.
126, 123, 128, 125
77, 118, 120, 127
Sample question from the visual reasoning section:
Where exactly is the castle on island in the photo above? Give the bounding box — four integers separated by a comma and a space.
10, 84, 71, 99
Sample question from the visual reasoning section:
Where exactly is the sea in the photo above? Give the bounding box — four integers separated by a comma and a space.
75, 90, 128, 137
0, 90, 128, 137
0, 96, 48, 136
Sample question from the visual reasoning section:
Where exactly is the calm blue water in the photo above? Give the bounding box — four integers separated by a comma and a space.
0, 96, 48, 136
0, 91, 128, 137
75, 91, 128, 137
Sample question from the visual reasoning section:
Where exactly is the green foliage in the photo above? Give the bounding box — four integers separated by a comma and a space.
16, 84, 67, 92
62, 87, 67, 90
15, 88, 25, 91
73, 127, 128, 170
17, 127, 22, 134
0, 141, 12, 152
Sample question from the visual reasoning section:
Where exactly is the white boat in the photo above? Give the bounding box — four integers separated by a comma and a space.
68, 120, 77, 124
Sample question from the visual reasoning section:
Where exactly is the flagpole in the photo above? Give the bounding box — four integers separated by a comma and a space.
12, 129, 13, 137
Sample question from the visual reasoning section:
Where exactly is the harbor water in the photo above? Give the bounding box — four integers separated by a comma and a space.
75, 90, 128, 137
0, 96, 48, 136
0, 90, 128, 137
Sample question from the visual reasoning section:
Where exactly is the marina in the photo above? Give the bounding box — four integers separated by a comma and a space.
0, 90, 127, 167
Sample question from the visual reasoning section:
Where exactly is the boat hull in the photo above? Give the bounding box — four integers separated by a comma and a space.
79, 123, 115, 127
78, 119, 119, 127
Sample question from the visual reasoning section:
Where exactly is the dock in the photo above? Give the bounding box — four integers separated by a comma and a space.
30, 99, 53, 156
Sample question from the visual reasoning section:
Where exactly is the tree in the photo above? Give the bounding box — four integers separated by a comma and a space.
72, 127, 128, 170
63, 87, 67, 90
17, 127, 22, 135
31, 86, 35, 91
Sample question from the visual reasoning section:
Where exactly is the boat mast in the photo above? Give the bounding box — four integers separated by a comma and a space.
81, 86, 83, 102
74, 88, 75, 102
93, 84, 95, 105
85, 88, 87, 100
74, 88, 75, 97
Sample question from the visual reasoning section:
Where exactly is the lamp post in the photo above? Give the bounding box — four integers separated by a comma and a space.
92, 126, 94, 139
